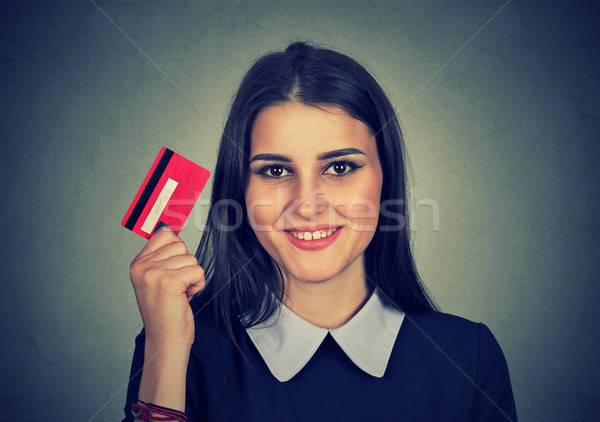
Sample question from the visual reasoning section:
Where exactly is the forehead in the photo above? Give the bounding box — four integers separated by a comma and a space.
250, 102, 375, 156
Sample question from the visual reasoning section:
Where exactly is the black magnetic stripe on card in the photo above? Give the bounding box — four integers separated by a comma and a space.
124, 148, 174, 230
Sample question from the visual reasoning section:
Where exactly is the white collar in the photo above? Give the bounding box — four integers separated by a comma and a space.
246, 288, 405, 382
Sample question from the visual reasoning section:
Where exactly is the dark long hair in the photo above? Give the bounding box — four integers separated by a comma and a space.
195, 41, 437, 342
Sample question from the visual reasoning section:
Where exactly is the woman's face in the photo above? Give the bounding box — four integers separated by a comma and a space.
245, 101, 383, 286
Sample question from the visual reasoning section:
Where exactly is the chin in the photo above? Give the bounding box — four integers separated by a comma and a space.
281, 263, 348, 285
290, 279, 329, 284
294, 275, 334, 285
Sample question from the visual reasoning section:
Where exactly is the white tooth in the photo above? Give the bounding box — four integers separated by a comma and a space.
312, 231, 321, 239
297, 232, 304, 240
327, 230, 333, 236
320, 230, 326, 238
304, 231, 312, 240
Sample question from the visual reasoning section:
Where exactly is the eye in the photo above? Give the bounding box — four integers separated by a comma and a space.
258, 164, 291, 178
324, 160, 358, 176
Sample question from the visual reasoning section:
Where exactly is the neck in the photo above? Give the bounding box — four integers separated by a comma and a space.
281, 256, 372, 329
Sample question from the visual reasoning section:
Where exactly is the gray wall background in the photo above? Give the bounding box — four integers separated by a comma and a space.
1, 1, 598, 421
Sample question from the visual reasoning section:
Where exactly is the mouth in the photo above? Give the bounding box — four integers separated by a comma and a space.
283, 225, 343, 251
285, 227, 339, 241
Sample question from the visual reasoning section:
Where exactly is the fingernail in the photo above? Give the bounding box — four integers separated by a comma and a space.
153, 221, 170, 234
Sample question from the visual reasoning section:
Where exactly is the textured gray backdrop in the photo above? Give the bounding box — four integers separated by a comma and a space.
1, 1, 599, 421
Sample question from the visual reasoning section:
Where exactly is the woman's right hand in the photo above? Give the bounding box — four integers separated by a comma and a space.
129, 225, 205, 350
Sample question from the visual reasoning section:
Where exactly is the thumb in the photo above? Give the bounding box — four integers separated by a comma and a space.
186, 282, 204, 302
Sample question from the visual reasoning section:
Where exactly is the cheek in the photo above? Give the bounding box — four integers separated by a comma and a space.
245, 185, 279, 231
335, 179, 382, 229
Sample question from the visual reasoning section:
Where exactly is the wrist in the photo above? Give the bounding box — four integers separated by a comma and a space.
144, 338, 192, 355
132, 400, 187, 422
143, 328, 195, 351
138, 343, 191, 411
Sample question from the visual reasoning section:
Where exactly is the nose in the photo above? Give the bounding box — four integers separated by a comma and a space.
290, 174, 327, 221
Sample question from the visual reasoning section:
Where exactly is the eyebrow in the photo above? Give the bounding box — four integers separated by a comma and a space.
317, 148, 365, 160
249, 148, 365, 163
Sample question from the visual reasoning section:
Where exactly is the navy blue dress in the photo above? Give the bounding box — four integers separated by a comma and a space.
123, 298, 518, 422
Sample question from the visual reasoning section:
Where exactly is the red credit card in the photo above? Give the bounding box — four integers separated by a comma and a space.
121, 147, 211, 238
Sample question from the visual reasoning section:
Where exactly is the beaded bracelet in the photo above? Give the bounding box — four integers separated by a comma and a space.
132, 400, 188, 422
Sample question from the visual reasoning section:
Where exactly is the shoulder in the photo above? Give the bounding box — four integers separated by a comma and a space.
188, 294, 245, 357
188, 294, 229, 343
403, 310, 482, 341
411, 311, 504, 353
189, 294, 217, 330
404, 310, 501, 339
406, 313, 518, 419
398, 311, 506, 369
393, 313, 518, 419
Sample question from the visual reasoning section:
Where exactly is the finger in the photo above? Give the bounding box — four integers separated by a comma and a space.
153, 221, 170, 234
167, 265, 206, 293
144, 239, 189, 263
186, 281, 205, 302
137, 230, 185, 261
151, 254, 199, 271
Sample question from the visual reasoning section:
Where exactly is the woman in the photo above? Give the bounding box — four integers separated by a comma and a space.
124, 41, 518, 422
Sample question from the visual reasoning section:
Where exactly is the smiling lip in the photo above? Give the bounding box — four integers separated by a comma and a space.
284, 226, 342, 251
